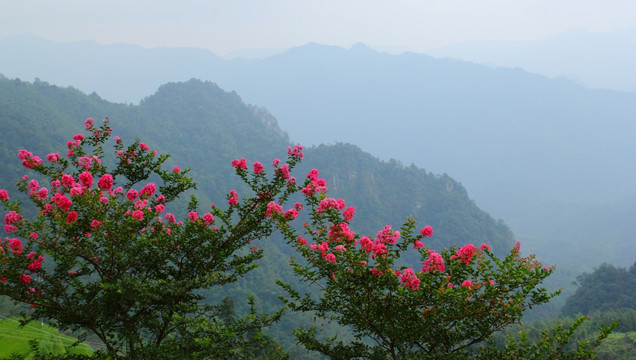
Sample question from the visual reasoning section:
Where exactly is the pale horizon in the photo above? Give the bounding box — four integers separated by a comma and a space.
2, 0, 636, 56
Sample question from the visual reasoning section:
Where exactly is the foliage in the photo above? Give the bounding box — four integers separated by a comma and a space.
0, 318, 93, 359
477, 316, 616, 360
561, 261, 636, 316
271, 168, 610, 359
0, 118, 302, 358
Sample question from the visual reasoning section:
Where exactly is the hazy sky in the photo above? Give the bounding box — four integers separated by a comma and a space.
2, 0, 636, 55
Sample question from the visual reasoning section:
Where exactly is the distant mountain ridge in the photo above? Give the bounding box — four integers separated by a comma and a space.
1, 35, 635, 274
425, 27, 636, 92
0, 77, 514, 253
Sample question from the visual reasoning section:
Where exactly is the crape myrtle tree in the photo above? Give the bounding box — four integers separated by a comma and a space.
270, 169, 615, 360
0, 118, 301, 359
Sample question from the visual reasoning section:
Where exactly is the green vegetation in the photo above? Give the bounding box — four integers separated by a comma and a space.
561, 261, 636, 316
0, 316, 93, 359
0, 76, 624, 358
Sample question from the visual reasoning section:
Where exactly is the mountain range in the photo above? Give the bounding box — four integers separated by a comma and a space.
1, 34, 635, 274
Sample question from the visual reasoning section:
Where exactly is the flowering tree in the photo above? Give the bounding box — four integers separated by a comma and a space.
0, 118, 302, 359
271, 169, 611, 359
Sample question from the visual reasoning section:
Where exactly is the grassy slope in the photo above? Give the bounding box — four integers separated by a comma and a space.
0, 316, 93, 359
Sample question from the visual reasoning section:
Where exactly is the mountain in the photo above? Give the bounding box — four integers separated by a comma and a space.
0, 78, 518, 351
1, 35, 635, 275
425, 27, 636, 92
0, 76, 513, 253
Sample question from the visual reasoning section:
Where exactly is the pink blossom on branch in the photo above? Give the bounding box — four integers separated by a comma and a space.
66, 211, 78, 224
399, 268, 420, 290
452, 244, 476, 265
420, 225, 433, 237
422, 250, 445, 273
227, 190, 239, 206
97, 174, 114, 190
202, 212, 214, 225
140, 183, 156, 198
252, 161, 264, 174
231, 158, 247, 170
266, 201, 283, 218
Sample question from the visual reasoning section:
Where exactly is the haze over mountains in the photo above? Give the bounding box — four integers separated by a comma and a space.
426, 27, 636, 92
1, 32, 635, 273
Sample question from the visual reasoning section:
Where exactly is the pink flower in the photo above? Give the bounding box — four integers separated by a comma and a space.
66, 211, 78, 224
172, 166, 180, 173
325, 253, 337, 263
203, 212, 214, 225
307, 169, 319, 180
372, 242, 388, 258
452, 244, 475, 265
420, 225, 434, 237
155, 195, 165, 203
98, 174, 114, 190
335, 245, 346, 252
400, 268, 420, 290
375, 225, 400, 245
4, 224, 17, 233
359, 236, 374, 253
61, 174, 75, 188
78, 157, 92, 169
164, 213, 176, 224
134, 199, 147, 210
413, 240, 425, 249
343, 206, 355, 221
79, 171, 93, 189
155, 204, 165, 213
139, 143, 150, 151
462, 280, 473, 289
91, 220, 102, 228
27, 256, 45, 272
266, 201, 283, 217
126, 189, 139, 201
231, 158, 247, 170
37, 187, 48, 200
140, 183, 156, 198
253, 161, 264, 174
0, 189, 9, 200
272, 158, 280, 167
4, 211, 23, 225
46, 153, 61, 162
480, 243, 491, 251
52, 193, 72, 211
283, 208, 298, 220
422, 250, 445, 273
131, 210, 144, 221
18, 149, 32, 160
297, 236, 308, 246
278, 164, 290, 179
227, 190, 239, 205
20, 274, 31, 284
99, 197, 109, 204
287, 144, 304, 159
30, 232, 38, 240
188, 211, 199, 222
73, 133, 84, 141
70, 186, 84, 196
9, 238, 23, 255
317, 198, 345, 213
84, 117, 94, 130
